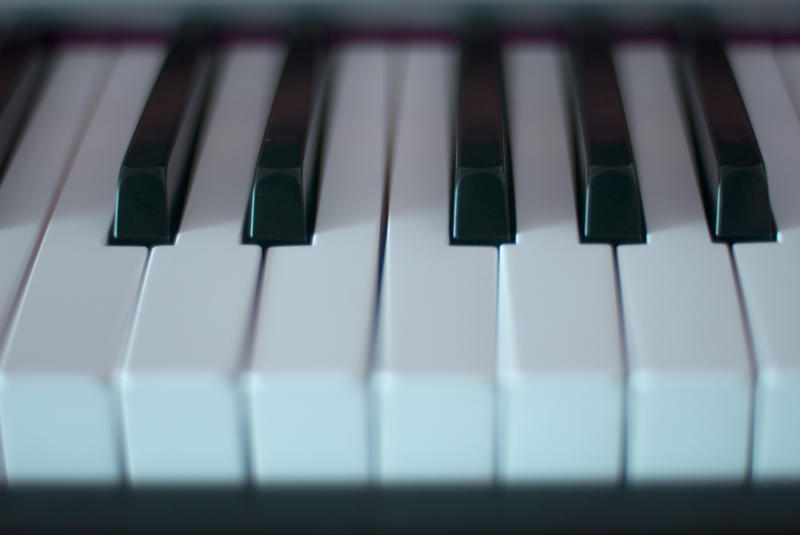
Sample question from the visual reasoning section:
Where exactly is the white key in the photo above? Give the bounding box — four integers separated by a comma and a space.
729, 45, 800, 480
247, 46, 389, 483
615, 45, 752, 482
120, 45, 282, 484
373, 47, 495, 483
0, 48, 112, 346
496, 46, 622, 482
0, 46, 165, 483
0, 47, 113, 482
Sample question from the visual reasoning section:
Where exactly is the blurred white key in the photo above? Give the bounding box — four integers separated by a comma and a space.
0, 46, 164, 483
0, 48, 112, 346
615, 45, 752, 482
0, 47, 112, 482
373, 47, 495, 483
120, 46, 282, 484
247, 46, 389, 483
497, 46, 622, 483
730, 45, 800, 480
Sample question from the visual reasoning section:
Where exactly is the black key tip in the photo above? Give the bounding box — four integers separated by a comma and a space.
582, 167, 646, 244
112, 167, 171, 245
714, 165, 776, 242
244, 168, 310, 246
451, 169, 515, 246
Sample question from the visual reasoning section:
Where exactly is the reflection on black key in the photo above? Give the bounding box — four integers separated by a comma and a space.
244, 33, 328, 247
570, 31, 645, 244
680, 32, 776, 242
112, 29, 213, 245
451, 31, 515, 246
0, 28, 46, 175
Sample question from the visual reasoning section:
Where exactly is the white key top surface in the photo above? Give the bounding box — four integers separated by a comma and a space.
0, 46, 164, 483
247, 46, 389, 483
615, 45, 752, 482
0, 48, 112, 345
373, 47, 496, 482
729, 45, 800, 480
0, 47, 113, 482
121, 45, 282, 483
497, 46, 622, 482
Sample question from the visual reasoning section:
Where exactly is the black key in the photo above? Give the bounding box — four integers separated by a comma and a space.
569, 30, 646, 244
451, 31, 515, 246
112, 29, 213, 245
0, 28, 46, 175
243, 32, 328, 246
680, 32, 776, 242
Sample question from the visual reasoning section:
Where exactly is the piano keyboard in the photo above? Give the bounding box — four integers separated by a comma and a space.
0, 28, 798, 488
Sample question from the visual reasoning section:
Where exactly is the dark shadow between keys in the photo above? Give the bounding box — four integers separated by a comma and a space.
564, 51, 592, 242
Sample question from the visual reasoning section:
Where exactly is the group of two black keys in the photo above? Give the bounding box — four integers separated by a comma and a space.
100, 27, 778, 247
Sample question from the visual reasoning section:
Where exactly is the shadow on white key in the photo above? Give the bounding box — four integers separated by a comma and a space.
496, 46, 622, 483
373, 47, 496, 483
615, 45, 751, 482
730, 45, 800, 481
246, 47, 389, 483
120, 46, 283, 484
0, 46, 164, 483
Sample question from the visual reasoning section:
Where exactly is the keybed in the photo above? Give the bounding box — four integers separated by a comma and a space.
0, 29, 798, 485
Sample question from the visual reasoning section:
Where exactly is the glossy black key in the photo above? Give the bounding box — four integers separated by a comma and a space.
569, 31, 645, 244
112, 29, 213, 245
244, 33, 327, 246
451, 32, 515, 246
0, 28, 46, 175
680, 32, 776, 242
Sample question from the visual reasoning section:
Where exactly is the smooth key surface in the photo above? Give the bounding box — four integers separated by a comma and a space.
247, 46, 388, 483
0, 47, 111, 483
729, 45, 800, 480
244, 33, 327, 246
0, 48, 111, 346
121, 45, 282, 484
451, 31, 515, 246
0, 29, 46, 174
497, 45, 623, 482
615, 45, 752, 482
374, 47, 496, 482
112, 31, 212, 245
0, 46, 164, 483
569, 30, 645, 244
680, 33, 776, 242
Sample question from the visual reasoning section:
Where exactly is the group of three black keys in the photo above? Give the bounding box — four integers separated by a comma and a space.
0, 26, 778, 248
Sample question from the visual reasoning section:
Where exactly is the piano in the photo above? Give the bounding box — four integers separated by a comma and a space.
0, 1, 799, 531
